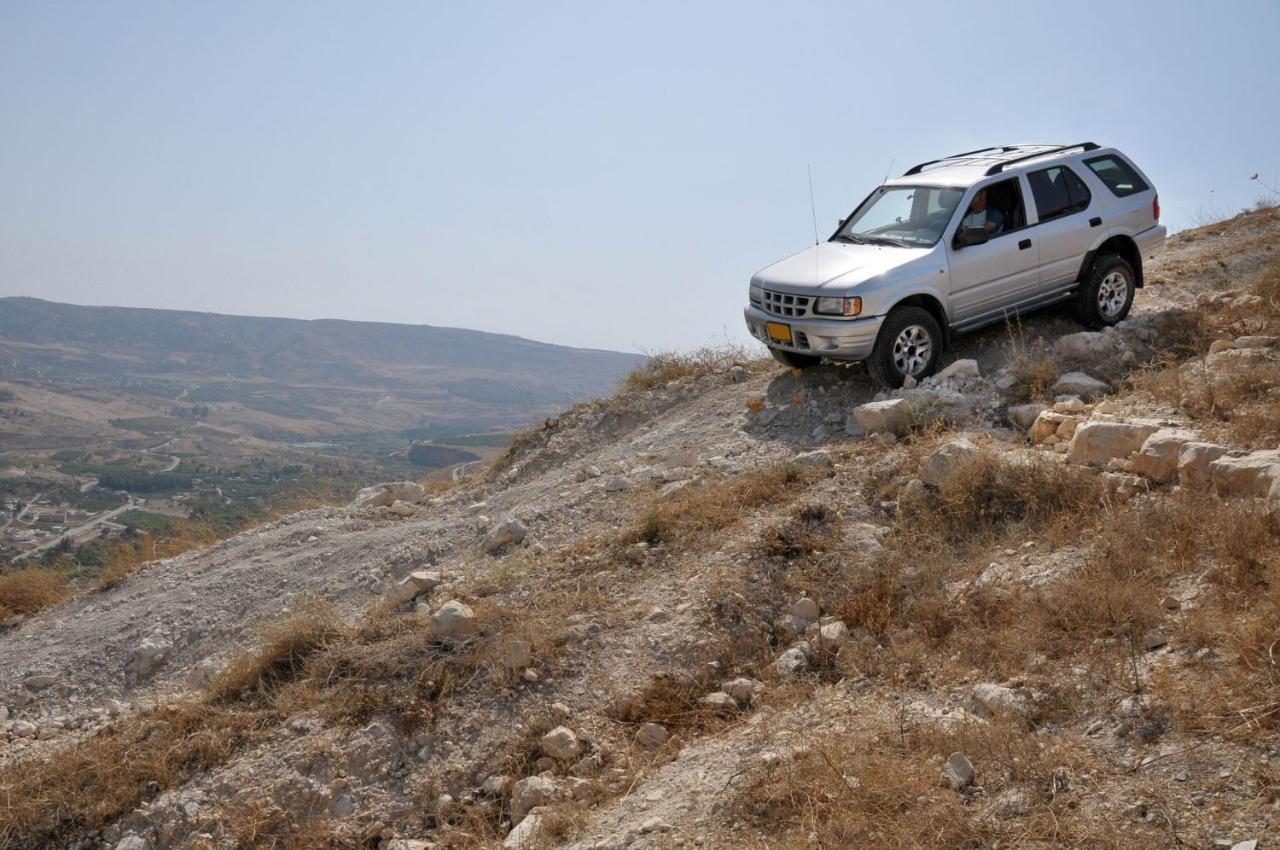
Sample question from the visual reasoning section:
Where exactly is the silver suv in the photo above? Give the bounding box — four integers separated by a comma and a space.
744, 142, 1166, 387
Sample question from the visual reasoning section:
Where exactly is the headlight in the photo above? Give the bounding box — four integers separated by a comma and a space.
814, 296, 862, 317
749, 283, 762, 304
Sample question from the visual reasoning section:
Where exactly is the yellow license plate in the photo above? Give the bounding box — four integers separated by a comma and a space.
766, 322, 793, 343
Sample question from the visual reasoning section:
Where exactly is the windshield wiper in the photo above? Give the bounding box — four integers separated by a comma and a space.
860, 235, 913, 248
832, 233, 868, 245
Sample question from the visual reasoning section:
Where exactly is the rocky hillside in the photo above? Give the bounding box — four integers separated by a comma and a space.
0, 207, 1278, 850
0, 298, 643, 441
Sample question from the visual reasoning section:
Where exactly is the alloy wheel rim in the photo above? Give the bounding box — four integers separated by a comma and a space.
1098, 270, 1130, 318
892, 325, 932, 376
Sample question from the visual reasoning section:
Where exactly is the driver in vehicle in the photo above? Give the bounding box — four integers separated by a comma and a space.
960, 187, 1003, 235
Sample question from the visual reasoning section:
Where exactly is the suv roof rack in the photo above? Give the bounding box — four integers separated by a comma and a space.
983, 141, 1099, 175
903, 146, 1019, 176
902, 142, 1101, 178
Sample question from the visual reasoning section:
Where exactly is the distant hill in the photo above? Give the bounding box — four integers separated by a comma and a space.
0, 297, 643, 442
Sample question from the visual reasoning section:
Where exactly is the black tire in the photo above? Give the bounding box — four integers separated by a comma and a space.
770, 348, 821, 369
866, 305, 944, 388
1074, 254, 1135, 329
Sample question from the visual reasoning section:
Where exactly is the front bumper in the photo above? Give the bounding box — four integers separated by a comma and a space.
743, 304, 884, 361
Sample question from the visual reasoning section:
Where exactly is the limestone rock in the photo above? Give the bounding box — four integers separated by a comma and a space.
1174, 442, 1228, 489
1008, 403, 1047, 430
350, 481, 426, 510
775, 646, 810, 677
944, 752, 974, 790
1053, 331, 1118, 364
935, 359, 979, 380
385, 570, 445, 607
387, 500, 417, 518
852, 398, 913, 436
1132, 429, 1199, 483
793, 449, 834, 468
971, 683, 1035, 721
125, 638, 171, 685
1030, 411, 1068, 444
920, 438, 979, 486
22, 672, 58, 691
722, 677, 759, 705
701, 691, 737, 710
1052, 372, 1111, 400
540, 726, 583, 761
481, 519, 528, 554
429, 601, 477, 642
115, 837, 153, 850
1067, 420, 1160, 468
788, 597, 820, 623
510, 776, 557, 821
1208, 450, 1280, 498
503, 809, 544, 849
636, 722, 669, 749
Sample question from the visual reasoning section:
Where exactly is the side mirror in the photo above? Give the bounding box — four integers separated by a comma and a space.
956, 226, 989, 248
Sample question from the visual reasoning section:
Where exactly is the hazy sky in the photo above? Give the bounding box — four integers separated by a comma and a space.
3, 1, 1278, 353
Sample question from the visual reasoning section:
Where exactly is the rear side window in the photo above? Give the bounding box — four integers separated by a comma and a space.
1028, 166, 1091, 222
1085, 155, 1150, 197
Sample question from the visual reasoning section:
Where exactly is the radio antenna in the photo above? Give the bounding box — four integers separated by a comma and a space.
807, 164, 819, 245
882, 157, 895, 185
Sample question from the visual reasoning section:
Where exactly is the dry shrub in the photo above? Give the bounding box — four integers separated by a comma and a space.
731, 716, 1144, 848
623, 462, 813, 545
216, 799, 339, 849
758, 502, 839, 559
0, 565, 70, 618
209, 601, 348, 703
622, 344, 764, 392
925, 450, 1102, 544
1004, 320, 1058, 401
611, 670, 735, 736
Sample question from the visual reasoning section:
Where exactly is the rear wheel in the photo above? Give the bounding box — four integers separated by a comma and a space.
770, 348, 821, 369
1075, 255, 1135, 329
867, 306, 943, 388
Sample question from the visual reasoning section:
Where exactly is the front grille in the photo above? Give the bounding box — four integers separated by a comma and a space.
761, 289, 811, 318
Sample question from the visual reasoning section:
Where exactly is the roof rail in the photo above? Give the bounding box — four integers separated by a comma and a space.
903, 145, 1020, 176
983, 142, 1099, 176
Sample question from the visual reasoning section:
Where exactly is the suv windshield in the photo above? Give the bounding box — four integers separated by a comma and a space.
834, 185, 965, 247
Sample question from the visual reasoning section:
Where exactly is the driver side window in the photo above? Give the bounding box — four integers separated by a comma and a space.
954, 177, 1027, 245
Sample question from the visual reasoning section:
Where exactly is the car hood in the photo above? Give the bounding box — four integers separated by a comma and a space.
752, 242, 929, 293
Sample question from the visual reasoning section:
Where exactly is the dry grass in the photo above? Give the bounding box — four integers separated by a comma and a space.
0, 701, 264, 847
622, 462, 816, 546
0, 565, 71, 619
925, 450, 1103, 544
0, 585, 579, 847
1000, 315, 1061, 402
621, 344, 765, 392
731, 715, 1144, 848
0, 605, 346, 847
611, 669, 738, 735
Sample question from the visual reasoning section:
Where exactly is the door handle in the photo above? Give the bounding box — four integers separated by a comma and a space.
1089, 217, 1102, 227
1018, 239, 1032, 250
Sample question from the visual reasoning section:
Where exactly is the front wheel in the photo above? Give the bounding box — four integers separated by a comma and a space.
770, 348, 821, 369
1075, 255, 1135, 329
866, 306, 943, 388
